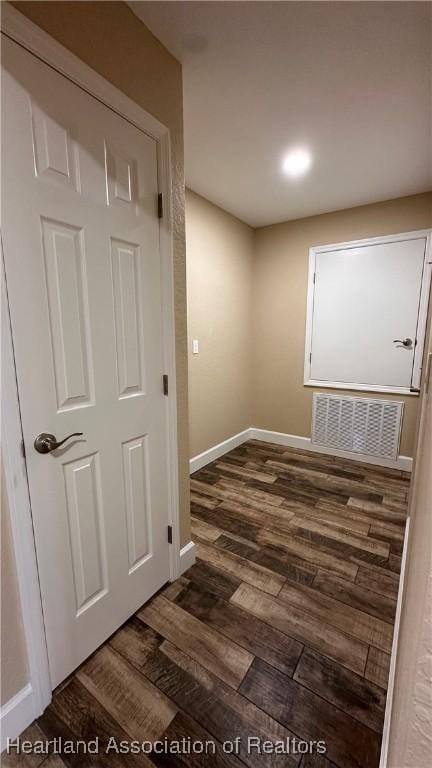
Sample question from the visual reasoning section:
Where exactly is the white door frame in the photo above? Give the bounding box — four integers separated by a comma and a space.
1, 254, 53, 744
1, 3, 181, 731
303, 229, 432, 395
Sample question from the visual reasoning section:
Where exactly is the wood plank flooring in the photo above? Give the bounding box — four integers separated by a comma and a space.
4, 441, 409, 768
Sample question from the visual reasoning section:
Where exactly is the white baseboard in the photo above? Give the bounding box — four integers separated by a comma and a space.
379, 516, 411, 768
250, 428, 310, 452
189, 426, 412, 473
179, 541, 196, 575
190, 428, 252, 474
0, 683, 36, 752
250, 428, 413, 472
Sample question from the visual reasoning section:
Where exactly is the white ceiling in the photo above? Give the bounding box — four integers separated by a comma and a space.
130, 1, 432, 227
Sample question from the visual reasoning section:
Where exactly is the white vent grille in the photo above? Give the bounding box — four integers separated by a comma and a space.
312, 393, 403, 460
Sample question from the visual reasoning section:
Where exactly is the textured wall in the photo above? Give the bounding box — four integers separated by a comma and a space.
252, 192, 432, 457
186, 190, 254, 457
387, 320, 432, 768
13, 0, 190, 545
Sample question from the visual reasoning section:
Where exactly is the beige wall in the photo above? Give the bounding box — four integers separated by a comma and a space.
253, 192, 432, 457
186, 192, 431, 459
186, 190, 254, 458
1, 465, 29, 705
12, 0, 190, 545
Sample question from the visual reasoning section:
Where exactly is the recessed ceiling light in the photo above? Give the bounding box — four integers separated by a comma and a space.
282, 148, 312, 178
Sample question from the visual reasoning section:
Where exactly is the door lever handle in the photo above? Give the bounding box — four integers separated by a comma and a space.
34, 432, 83, 454
393, 338, 413, 348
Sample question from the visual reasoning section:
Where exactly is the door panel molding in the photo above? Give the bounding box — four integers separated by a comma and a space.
1, 2, 180, 723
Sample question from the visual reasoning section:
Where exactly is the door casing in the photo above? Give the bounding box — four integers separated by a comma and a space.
1, 2, 181, 734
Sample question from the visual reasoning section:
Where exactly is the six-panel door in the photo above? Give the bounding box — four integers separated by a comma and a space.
2, 38, 171, 686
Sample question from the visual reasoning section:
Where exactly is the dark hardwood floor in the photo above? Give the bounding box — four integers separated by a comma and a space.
5, 440, 409, 768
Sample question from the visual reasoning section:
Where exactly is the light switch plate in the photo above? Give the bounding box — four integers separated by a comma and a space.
192, 339, 199, 354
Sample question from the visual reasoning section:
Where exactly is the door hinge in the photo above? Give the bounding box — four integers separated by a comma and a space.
157, 193, 163, 219
20, 439, 26, 459
163, 374, 169, 396
313, 272, 316, 284
309, 352, 312, 363
167, 525, 173, 544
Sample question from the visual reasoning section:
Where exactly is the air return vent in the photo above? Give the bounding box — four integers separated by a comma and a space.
312, 393, 403, 460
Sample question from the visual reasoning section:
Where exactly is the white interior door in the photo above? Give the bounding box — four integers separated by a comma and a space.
308, 237, 427, 389
2, 38, 172, 687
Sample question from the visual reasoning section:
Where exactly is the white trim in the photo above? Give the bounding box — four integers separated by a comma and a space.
249, 428, 412, 471
304, 229, 432, 395
309, 229, 432, 254
190, 429, 252, 473
0, 684, 35, 752
1, 260, 52, 736
412, 234, 432, 390
304, 380, 419, 397
251, 428, 309, 451
189, 426, 412, 473
379, 515, 411, 768
304, 246, 317, 390
157, 129, 181, 582
1, 5, 168, 142
179, 541, 197, 575
1, 2, 181, 723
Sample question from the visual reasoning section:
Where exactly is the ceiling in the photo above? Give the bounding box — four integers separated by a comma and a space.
130, 1, 432, 227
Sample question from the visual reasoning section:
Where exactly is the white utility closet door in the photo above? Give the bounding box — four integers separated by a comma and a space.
309, 237, 427, 390
2, 39, 172, 686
